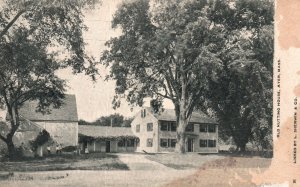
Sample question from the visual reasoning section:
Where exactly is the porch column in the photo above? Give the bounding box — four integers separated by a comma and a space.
93, 141, 96, 152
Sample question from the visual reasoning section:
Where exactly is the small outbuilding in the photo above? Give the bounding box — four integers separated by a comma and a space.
78, 125, 139, 153
3, 94, 79, 156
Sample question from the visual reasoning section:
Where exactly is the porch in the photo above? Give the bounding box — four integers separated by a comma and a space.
79, 137, 138, 153
78, 125, 139, 153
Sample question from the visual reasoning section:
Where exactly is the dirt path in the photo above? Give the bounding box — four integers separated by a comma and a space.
117, 153, 174, 170
0, 153, 197, 187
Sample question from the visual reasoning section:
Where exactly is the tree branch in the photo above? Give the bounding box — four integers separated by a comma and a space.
153, 91, 173, 100
165, 65, 180, 98
0, 10, 26, 38
0, 134, 7, 143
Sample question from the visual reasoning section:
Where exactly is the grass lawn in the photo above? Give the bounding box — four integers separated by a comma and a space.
146, 153, 271, 170
0, 152, 129, 172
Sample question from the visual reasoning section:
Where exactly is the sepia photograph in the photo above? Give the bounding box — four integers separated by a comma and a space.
0, 0, 298, 186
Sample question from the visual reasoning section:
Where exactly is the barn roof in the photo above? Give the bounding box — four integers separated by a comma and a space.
17, 95, 78, 122
78, 125, 137, 139
147, 107, 217, 124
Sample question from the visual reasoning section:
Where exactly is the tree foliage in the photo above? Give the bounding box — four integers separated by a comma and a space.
30, 130, 50, 152
0, 0, 101, 78
101, 0, 273, 153
0, 0, 101, 159
102, 0, 225, 153
79, 114, 133, 127
201, 0, 274, 151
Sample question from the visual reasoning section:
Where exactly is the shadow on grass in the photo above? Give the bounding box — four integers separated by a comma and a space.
211, 150, 273, 158
0, 152, 129, 172
146, 153, 272, 170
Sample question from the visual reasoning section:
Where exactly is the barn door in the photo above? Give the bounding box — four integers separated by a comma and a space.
106, 141, 110, 153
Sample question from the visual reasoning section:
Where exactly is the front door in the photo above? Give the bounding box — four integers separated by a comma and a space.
187, 138, 194, 152
106, 141, 110, 152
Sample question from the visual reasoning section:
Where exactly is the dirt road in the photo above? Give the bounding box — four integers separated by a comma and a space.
117, 153, 175, 170
0, 154, 197, 187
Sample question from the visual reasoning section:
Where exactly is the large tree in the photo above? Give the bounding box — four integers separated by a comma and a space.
201, 0, 274, 152
102, 0, 273, 153
102, 0, 227, 153
0, 0, 101, 159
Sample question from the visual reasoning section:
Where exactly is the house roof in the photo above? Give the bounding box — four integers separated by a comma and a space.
147, 107, 217, 124
78, 125, 137, 139
17, 94, 78, 122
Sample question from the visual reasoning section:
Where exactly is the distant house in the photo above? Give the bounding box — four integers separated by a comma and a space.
4, 94, 79, 155
131, 107, 218, 153
78, 125, 138, 153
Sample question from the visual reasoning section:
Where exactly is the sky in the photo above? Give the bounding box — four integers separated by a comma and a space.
55, 0, 174, 122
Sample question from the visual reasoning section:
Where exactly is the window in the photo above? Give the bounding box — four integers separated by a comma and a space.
200, 139, 207, 147
118, 139, 125, 147
170, 139, 176, 148
160, 139, 176, 148
160, 122, 168, 131
147, 138, 153, 147
160, 122, 177, 132
200, 139, 216, 148
208, 124, 216, 133
170, 122, 177, 131
136, 124, 140, 132
185, 123, 194, 132
200, 124, 208, 132
200, 124, 216, 133
141, 109, 146, 118
147, 123, 153, 131
208, 140, 216, 147
160, 139, 168, 147
127, 139, 135, 147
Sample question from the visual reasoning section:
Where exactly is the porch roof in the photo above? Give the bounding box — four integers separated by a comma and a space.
78, 125, 137, 140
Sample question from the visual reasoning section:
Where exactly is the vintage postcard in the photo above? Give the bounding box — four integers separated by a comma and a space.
0, 0, 299, 186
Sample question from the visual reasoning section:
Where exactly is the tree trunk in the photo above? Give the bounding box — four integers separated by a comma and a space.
173, 70, 193, 154
175, 108, 189, 154
5, 105, 20, 160
232, 126, 249, 153
6, 137, 16, 159
175, 122, 186, 153
239, 144, 246, 152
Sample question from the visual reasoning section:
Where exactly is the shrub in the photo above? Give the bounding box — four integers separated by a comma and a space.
61, 146, 77, 152
30, 130, 50, 151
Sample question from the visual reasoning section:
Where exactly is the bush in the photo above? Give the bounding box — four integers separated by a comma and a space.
30, 130, 50, 151
228, 146, 236, 153
61, 146, 77, 152
0, 147, 7, 157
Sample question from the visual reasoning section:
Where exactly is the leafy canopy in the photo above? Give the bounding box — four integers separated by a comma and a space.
102, 0, 274, 151
200, 0, 274, 150
0, 0, 101, 79
102, 0, 224, 118
0, 0, 101, 158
